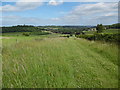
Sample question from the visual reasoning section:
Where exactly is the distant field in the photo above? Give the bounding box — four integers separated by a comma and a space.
103, 29, 119, 34
2, 34, 118, 88
84, 29, 119, 34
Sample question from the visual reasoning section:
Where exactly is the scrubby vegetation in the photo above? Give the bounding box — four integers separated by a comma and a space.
76, 23, 120, 43
104, 23, 120, 29
96, 24, 104, 33
22, 32, 30, 36
2, 25, 40, 33
31, 31, 51, 35
76, 33, 120, 42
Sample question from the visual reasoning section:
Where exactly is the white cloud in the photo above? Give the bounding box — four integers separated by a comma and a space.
51, 18, 60, 21
1, 0, 119, 2
2, 15, 60, 26
1, 0, 44, 2
104, 13, 117, 17
17, 0, 43, 2
1, 2, 118, 26
1, 0, 43, 12
57, 2, 118, 25
1, 5, 19, 12
48, 0, 63, 6
70, 2, 117, 16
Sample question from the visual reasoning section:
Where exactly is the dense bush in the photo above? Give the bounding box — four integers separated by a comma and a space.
96, 24, 104, 33
70, 34, 73, 36
22, 32, 30, 36
104, 23, 120, 29
49, 27, 88, 34
60, 35, 70, 38
2, 26, 41, 33
76, 33, 120, 42
31, 31, 50, 35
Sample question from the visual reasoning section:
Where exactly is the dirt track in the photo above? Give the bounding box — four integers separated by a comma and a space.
0, 37, 11, 39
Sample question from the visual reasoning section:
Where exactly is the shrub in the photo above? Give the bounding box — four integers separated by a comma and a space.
96, 24, 104, 33
67, 35, 70, 38
76, 33, 120, 42
22, 32, 30, 36
60, 35, 70, 38
32, 32, 50, 35
70, 34, 73, 36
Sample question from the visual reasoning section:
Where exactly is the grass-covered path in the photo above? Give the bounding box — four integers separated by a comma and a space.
2, 36, 118, 88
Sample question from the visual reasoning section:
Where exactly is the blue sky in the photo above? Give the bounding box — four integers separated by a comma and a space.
2, 2, 80, 19
2, 2, 97, 19
0, 1, 118, 26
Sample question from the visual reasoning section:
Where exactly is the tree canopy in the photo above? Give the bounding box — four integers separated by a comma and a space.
96, 24, 104, 33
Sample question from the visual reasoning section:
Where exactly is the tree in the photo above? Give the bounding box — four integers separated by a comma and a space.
96, 24, 104, 33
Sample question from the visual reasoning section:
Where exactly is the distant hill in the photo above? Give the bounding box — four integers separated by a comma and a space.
104, 23, 120, 29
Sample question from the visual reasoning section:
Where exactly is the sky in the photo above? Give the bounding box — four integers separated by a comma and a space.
0, 0, 119, 26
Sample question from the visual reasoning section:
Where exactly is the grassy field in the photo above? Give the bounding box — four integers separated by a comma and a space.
2, 34, 118, 88
103, 29, 119, 34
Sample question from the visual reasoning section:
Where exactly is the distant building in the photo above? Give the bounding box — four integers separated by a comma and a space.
45, 28, 58, 30
91, 28, 97, 31
87, 28, 97, 31
104, 27, 107, 30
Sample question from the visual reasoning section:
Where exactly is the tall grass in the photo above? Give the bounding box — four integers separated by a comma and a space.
2, 36, 118, 88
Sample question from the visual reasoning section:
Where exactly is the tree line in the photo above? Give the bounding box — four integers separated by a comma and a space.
2, 26, 41, 33
1, 23, 119, 34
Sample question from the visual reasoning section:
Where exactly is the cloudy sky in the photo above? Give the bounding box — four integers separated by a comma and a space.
0, 0, 119, 26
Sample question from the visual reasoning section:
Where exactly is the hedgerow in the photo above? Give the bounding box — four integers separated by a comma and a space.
76, 33, 120, 42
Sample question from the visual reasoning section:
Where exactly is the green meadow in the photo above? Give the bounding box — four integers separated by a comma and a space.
2, 33, 118, 88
